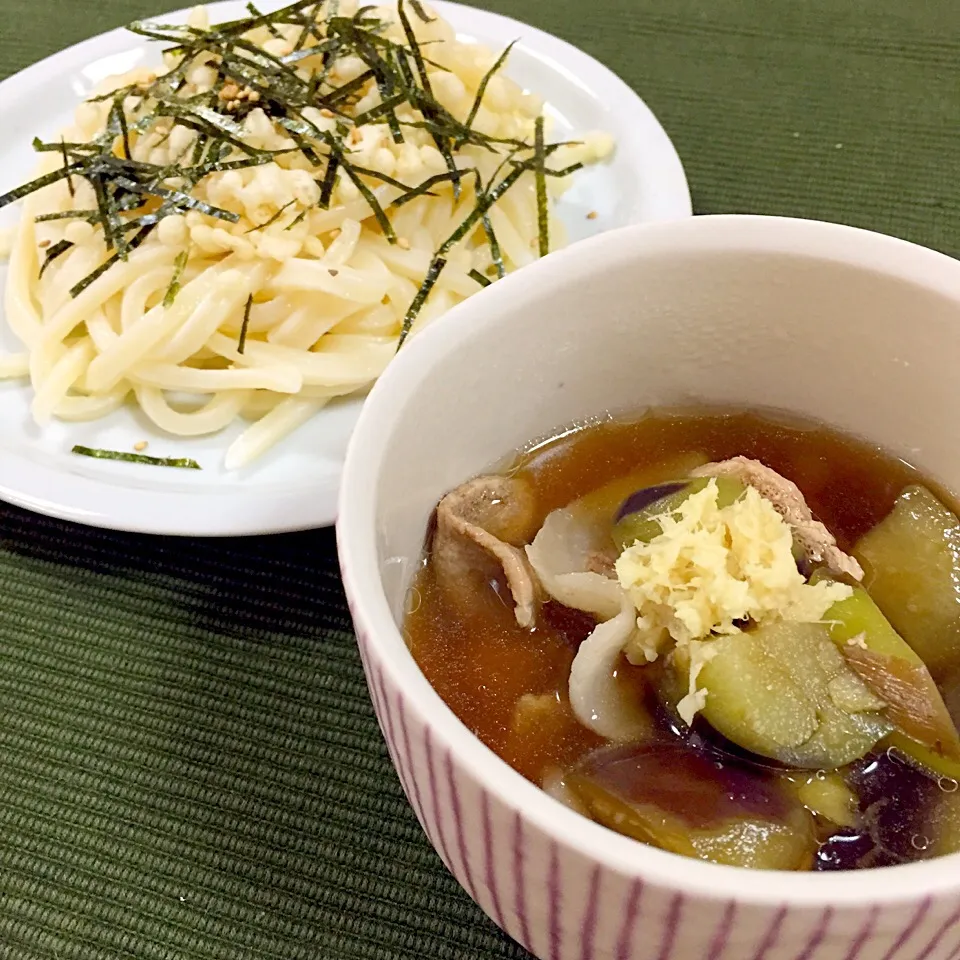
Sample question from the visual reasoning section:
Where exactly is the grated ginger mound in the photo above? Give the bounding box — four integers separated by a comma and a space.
615, 479, 852, 651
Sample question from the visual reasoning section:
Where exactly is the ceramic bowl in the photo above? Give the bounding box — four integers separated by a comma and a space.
337, 215, 960, 960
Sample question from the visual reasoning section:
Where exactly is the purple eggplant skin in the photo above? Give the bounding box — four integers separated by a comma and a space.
614, 482, 688, 523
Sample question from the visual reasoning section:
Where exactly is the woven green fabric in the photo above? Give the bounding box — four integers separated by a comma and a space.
1, 2, 959, 958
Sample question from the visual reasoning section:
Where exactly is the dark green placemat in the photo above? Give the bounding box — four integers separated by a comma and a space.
0, 515, 522, 959
2, 2, 960, 958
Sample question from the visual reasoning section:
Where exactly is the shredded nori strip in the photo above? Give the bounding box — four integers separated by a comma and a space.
116, 95, 133, 159
481, 214, 505, 279
90, 172, 121, 256
238, 293, 254, 353
341, 163, 395, 242
113, 175, 241, 223
462, 41, 516, 143
246, 199, 296, 232
213, 0, 320, 36
351, 92, 407, 127
544, 161, 585, 179
398, 256, 445, 347
434, 161, 528, 258
162, 249, 189, 307
318, 155, 340, 208
397, 157, 543, 333
32, 137, 99, 154
409, 0, 434, 22
468, 268, 490, 287
72, 445, 202, 469
34, 209, 99, 224
60, 137, 75, 198
389, 169, 467, 208
534, 115, 548, 257
154, 111, 267, 159
248, 2, 284, 39
394, 0, 459, 196
396, 0, 432, 93
38, 239, 74, 278
292, 1, 323, 51
355, 41, 404, 143
347, 163, 417, 192
393, 40, 416, 88
69, 224, 154, 298
0, 163, 85, 210
323, 68, 376, 106
285, 207, 310, 230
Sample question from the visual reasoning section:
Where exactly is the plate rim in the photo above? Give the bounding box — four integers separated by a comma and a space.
0, 0, 692, 536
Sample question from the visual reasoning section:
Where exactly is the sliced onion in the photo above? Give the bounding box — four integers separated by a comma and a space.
525, 507, 623, 621
569, 596, 649, 741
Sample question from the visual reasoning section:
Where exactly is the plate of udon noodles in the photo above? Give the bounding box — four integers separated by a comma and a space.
0, 0, 690, 534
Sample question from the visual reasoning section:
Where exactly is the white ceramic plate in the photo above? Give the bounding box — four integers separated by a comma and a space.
0, 0, 691, 536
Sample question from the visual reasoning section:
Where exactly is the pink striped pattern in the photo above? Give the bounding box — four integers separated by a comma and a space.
706, 901, 736, 960
342, 566, 960, 960
483, 790, 507, 931
844, 906, 881, 960
916, 905, 960, 960
751, 907, 788, 960
579, 867, 602, 960
513, 812, 533, 952
881, 899, 932, 960
793, 908, 831, 960
614, 880, 644, 960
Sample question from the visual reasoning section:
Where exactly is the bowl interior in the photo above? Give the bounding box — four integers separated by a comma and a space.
369, 216, 960, 622
341, 214, 960, 906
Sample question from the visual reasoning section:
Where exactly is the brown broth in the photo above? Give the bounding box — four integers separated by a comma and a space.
511, 409, 924, 551
407, 563, 605, 782
404, 409, 956, 869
